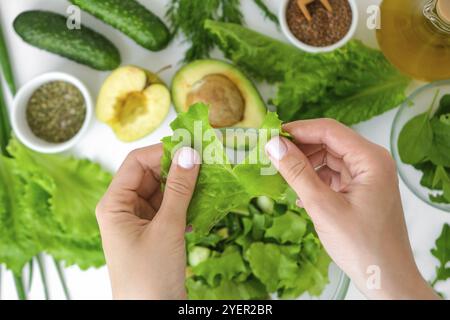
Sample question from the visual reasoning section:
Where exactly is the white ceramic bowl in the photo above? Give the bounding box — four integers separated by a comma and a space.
279, 0, 359, 53
11, 72, 93, 154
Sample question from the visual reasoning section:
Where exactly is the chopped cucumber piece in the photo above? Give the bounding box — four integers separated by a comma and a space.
188, 247, 211, 267
256, 196, 275, 214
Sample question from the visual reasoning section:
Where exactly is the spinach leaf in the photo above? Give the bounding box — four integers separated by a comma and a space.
431, 224, 450, 287
434, 94, 450, 118
432, 166, 450, 202
398, 112, 433, 165
429, 118, 450, 167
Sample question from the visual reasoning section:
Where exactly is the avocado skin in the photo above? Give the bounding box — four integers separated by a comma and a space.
70, 0, 170, 51
14, 10, 121, 71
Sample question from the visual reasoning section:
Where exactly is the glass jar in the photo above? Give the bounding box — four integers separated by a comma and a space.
377, 0, 450, 82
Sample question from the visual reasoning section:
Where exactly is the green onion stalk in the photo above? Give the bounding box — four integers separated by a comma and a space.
0, 19, 70, 300
54, 258, 71, 300
36, 254, 49, 299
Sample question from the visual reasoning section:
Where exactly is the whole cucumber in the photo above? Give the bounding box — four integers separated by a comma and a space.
14, 11, 121, 71
70, 0, 170, 51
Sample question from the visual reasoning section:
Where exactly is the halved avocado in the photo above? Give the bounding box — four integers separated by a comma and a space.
172, 60, 267, 148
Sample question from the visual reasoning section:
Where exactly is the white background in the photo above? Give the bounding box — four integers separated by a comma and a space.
0, 0, 449, 300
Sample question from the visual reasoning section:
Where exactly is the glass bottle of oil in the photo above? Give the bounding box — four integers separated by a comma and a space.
377, 0, 450, 82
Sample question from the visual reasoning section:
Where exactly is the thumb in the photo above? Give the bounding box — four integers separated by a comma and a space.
158, 147, 200, 231
265, 136, 338, 212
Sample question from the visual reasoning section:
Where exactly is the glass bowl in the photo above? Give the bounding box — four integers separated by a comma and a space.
391, 80, 450, 213
299, 263, 350, 300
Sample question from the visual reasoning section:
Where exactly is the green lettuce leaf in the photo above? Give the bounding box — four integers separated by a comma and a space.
204, 20, 410, 125
280, 247, 331, 298
8, 138, 111, 240
186, 208, 331, 299
0, 138, 109, 273
162, 103, 290, 234
165, 105, 333, 299
21, 181, 104, 269
192, 246, 249, 286
265, 211, 307, 244
186, 277, 268, 300
0, 156, 38, 275
245, 242, 299, 292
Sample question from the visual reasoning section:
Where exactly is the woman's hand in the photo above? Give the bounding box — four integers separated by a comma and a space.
96, 145, 200, 300
265, 119, 438, 300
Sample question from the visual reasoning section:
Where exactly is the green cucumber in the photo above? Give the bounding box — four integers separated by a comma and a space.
70, 0, 170, 51
14, 11, 120, 71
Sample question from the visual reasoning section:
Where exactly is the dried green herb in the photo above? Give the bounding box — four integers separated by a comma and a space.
26, 81, 86, 143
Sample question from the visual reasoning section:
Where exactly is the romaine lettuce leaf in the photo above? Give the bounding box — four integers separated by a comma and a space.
204, 20, 410, 125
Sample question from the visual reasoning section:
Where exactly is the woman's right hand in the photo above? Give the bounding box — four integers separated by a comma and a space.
265, 119, 438, 300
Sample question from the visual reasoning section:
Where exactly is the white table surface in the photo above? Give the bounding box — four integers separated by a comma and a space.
0, 0, 449, 300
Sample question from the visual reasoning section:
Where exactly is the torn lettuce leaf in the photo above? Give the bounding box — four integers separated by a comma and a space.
204, 20, 410, 125
280, 247, 331, 298
191, 246, 249, 286
186, 207, 330, 300
186, 277, 268, 300
264, 211, 307, 244
161, 103, 290, 234
245, 242, 300, 292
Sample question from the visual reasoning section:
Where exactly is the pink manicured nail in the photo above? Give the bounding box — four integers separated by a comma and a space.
265, 137, 287, 161
175, 147, 200, 170
185, 225, 193, 233
296, 199, 304, 208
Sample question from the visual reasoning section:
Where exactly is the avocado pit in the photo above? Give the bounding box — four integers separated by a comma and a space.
186, 74, 245, 128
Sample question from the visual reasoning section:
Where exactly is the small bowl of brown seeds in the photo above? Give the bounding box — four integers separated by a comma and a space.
11, 72, 93, 154
279, 0, 359, 53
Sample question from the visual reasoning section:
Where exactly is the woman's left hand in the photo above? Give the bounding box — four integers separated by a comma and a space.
96, 144, 200, 300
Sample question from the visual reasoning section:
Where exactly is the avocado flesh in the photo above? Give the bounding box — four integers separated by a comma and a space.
172, 59, 267, 130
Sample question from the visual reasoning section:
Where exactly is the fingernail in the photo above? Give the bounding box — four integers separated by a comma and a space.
175, 147, 200, 170
185, 225, 193, 233
296, 199, 304, 208
265, 137, 287, 161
